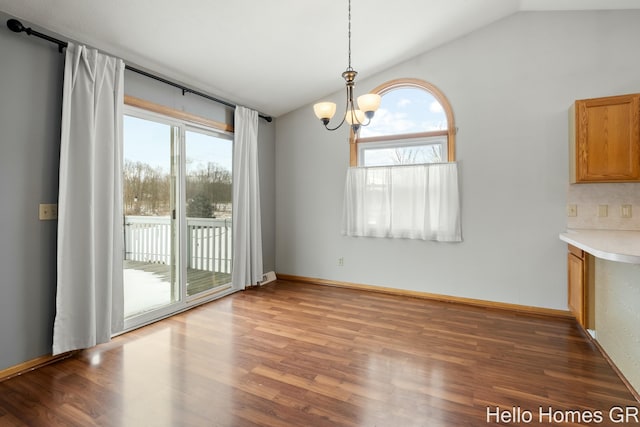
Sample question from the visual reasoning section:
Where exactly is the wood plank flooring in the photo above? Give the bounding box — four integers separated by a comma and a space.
0, 280, 637, 426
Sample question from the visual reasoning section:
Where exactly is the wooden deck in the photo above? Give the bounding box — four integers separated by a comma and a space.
124, 260, 231, 295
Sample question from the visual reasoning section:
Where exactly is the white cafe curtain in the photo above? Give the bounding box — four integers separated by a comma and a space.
232, 106, 263, 290
342, 162, 462, 242
53, 43, 125, 355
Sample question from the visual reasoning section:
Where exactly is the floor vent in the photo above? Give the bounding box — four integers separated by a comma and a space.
259, 271, 277, 286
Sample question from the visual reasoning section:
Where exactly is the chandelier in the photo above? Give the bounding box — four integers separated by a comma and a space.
313, 0, 381, 133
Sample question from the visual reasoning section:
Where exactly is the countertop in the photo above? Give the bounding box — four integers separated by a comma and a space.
559, 229, 640, 264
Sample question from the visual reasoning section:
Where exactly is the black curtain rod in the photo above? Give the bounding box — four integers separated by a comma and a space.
6, 18, 273, 123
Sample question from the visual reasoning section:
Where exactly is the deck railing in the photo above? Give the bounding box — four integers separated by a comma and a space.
124, 216, 232, 273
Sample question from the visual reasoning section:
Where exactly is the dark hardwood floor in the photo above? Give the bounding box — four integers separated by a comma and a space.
0, 280, 637, 426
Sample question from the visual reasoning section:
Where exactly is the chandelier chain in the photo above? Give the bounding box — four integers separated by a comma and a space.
347, 0, 352, 71
312, 0, 380, 132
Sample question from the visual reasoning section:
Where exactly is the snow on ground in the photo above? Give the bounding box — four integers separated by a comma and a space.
123, 269, 171, 317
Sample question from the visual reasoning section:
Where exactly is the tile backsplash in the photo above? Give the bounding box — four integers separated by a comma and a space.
567, 183, 640, 231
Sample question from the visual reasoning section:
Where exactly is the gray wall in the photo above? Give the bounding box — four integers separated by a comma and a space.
275, 10, 640, 310
0, 12, 276, 370
0, 12, 63, 372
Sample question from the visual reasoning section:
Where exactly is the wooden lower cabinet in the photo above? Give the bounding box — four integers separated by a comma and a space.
567, 245, 586, 327
567, 243, 598, 329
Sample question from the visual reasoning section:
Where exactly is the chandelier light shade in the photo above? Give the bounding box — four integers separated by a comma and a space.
357, 94, 382, 118
313, 102, 337, 122
313, 0, 381, 133
345, 109, 365, 126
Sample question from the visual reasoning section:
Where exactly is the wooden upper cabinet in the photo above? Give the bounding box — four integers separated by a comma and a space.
570, 93, 640, 183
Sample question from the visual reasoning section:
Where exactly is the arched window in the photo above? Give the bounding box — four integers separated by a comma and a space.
350, 78, 456, 167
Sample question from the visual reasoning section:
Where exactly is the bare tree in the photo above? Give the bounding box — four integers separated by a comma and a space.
389, 145, 442, 165
123, 160, 170, 216
186, 162, 232, 217
123, 160, 232, 217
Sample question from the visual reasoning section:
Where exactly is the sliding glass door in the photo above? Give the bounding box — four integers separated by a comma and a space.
122, 115, 178, 318
185, 130, 233, 296
122, 108, 233, 328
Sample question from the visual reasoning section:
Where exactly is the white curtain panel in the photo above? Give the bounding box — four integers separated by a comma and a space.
53, 43, 125, 355
342, 162, 462, 242
232, 106, 263, 290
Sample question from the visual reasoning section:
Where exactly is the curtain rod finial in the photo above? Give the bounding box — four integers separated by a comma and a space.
7, 19, 25, 33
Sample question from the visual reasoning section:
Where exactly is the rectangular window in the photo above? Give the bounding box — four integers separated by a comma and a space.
358, 136, 447, 167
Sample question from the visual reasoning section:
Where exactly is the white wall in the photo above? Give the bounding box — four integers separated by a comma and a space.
275, 10, 640, 310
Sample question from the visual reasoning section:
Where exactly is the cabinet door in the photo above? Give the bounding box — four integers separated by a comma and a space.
575, 94, 640, 182
567, 251, 585, 327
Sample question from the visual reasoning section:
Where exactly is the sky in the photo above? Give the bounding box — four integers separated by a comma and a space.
358, 87, 447, 138
123, 115, 233, 174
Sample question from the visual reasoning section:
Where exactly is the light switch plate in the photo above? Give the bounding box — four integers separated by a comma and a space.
598, 204, 608, 217
567, 204, 577, 217
39, 203, 58, 220
621, 204, 632, 218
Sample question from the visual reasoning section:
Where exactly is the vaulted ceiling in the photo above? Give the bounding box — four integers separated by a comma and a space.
1, 0, 638, 117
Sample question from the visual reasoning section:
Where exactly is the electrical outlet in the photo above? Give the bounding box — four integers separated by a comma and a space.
567, 204, 577, 217
621, 204, 632, 219
338, 257, 344, 267
39, 203, 58, 220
